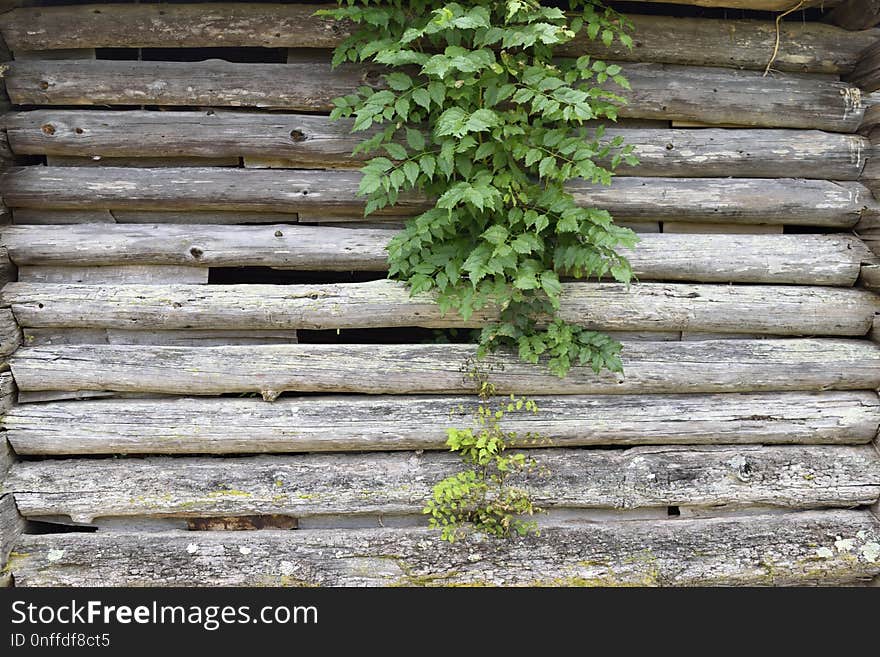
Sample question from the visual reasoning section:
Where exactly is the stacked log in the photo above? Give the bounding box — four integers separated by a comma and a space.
0, 1, 879, 588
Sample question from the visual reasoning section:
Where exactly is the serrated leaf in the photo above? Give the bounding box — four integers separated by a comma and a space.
406, 127, 426, 151
403, 161, 420, 186
385, 72, 413, 91
412, 87, 432, 110
383, 142, 407, 160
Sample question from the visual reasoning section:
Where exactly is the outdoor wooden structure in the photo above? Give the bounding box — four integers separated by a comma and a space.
1, 0, 880, 587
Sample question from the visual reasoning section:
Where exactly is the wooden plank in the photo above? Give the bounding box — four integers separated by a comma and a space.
18, 265, 208, 285
0, 5, 862, 74
662, 222, 783, 234
1, 167, 872, 227
861, 263, 880, 290
22, 328, 300, 347
12, 49, 94, 60
12, 208, 115, 224
6, 111, 870, 180
3, 58, 864, 132
3, 280, 876, 337
7, 446, 880, 523
8, 339, 880, 396
46, 155, 241, 168
828, 0, 880, 30
7, 510, 880, 587
6, 390, 876, 455
1, 225, 866, 286
12, 208, 299, 225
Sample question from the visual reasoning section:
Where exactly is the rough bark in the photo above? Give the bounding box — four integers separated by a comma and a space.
6, 111, 869, 179
8, 340, 880, 396
3, 280, 876, 336
8, 511, 880, 586
3, 59, 864, 131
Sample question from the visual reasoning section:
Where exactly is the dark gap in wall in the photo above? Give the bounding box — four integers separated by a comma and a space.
208, 267, 386, 285
96, 47, 287, 63
24, 519, 98, 535
667, 506, 681, 517
297, 327, 478, 344
783, 225, 839, 234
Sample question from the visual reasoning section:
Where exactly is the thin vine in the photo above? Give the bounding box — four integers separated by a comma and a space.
321, 0, 637, 378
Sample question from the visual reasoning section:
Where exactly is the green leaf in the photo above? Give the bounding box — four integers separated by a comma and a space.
385, 72, 413, 91
412, 88, 431, 110
383, 142, 407, 160
406, 128, 426, 151
403, 161, 420, 186
482, 225, 508, 245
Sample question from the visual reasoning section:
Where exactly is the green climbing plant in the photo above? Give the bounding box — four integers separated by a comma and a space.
321, 0, 637, 378
423, 362, 546, 542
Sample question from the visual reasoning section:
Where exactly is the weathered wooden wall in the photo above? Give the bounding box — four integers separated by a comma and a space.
1, 0, 880, 587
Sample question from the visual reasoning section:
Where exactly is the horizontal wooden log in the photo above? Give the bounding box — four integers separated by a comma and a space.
17, 265, 208, 285
828, 0, 880, 30
1, 167, 873, 227
1, 224, 867, 285
11, 208, 301, 225
3, 58, 864, 131
0, 5, 863, 73
6, 111, 869, 179
7, 390, 877, 455
4, 280, 876, 337
22, 328, 299, 347
7, 445, 880, 523
8, 510, 880, 586
9, 339, 880, 396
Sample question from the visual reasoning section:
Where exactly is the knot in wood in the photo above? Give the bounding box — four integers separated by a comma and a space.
274, 230, 283, 238
41, 124, 56, 136
289, 129, 307, 143
189, 247, 204, 259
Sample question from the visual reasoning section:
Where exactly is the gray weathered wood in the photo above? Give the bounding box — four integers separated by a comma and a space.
46, 155, 241, 168
662, 222, 783, 234
9, 340, 880, 396
6, 446, 879, 523
849, 40, 880, 92
3, 58, 864, 131
0, 373, 16, 481
4, 280, 876, 336
1, 224, 867, 285
0, 248, 14, 290
6, 111, 870, 180
0, 494, 25, 587
12, 209, 115, 224
0, 308, 21, 360
827, 0, 880, 30
8, 510, 880, 586
17, 265, 208, 285
22, 328, 300, 347
0, 5, 860, 73
6, 390, 876, 455
1, 167, 872, 227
